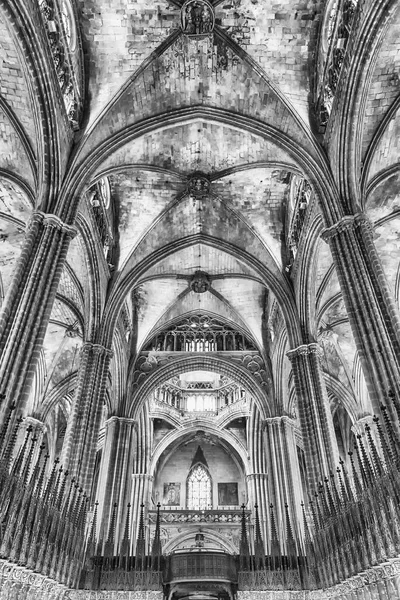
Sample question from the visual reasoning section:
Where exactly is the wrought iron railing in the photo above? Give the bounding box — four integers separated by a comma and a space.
165, 551, 237, 583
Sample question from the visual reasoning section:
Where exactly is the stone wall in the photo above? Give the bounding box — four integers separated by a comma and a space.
153, 439, 245, 508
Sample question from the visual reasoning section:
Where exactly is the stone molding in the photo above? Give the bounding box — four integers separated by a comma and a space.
105, 415, 137, 427
24, 415, 47, 432
286, 343, 322, 361
27, 211, 77, 238
82, 341, 113, 358
351, 414, 375, 436
321, 212, 373, 242
263, 415, 296, 428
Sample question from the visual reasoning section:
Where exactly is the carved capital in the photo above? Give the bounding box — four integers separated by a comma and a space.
321, 212, 373, 242
351, 414, 375, 437
286, 342, 322, 361
24, 416, 47, 433
83, 342, 113, 358
105, 415, 137, 428
29, 211, 77, 238
246, 473, 268, 480
263, 415, 296, 431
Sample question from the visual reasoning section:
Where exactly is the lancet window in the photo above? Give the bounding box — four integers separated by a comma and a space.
144, 314, 256, 352
186, 464, 212, 510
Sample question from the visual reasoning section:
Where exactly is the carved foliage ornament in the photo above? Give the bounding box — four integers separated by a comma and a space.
181, 0, 215, 36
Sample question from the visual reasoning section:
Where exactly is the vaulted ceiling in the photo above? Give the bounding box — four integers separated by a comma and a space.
1, 0, 400, 454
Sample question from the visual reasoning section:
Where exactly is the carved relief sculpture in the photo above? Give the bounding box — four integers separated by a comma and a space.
181, 0, 214, 36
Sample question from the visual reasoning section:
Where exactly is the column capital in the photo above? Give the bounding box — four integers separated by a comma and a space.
246, 473, 268, 480
24, 416, 47, 433
28, 211, 77, 238
105, 415, 137, 428
321, 212, 373, 242
82, 342, 113, 358
351, 414, 375, 437
286, 342, 322, 361
132, 473, 153, 481
263, 415, 296, 428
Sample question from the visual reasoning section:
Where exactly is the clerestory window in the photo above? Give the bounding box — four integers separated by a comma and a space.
186, 464, 212, 510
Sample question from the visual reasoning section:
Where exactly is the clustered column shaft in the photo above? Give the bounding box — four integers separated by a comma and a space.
96, 416, 136, 553
0, 212, 76, 425
62, 342, 113, 493
263, 417, 304, 543
322, 213, 400, 422
287, 343, 339, 491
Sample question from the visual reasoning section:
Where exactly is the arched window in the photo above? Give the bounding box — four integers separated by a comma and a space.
186, 464, 212, 510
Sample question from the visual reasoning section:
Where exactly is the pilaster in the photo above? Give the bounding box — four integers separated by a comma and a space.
0, 211, 76, 425
287, 343, 339, 491
322, 213, 400, 425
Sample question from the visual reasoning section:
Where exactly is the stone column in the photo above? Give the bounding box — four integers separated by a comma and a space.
322, 213, 400, 424
62, 342, 113, 493
287, 343, 339, 491
263, 416, 304, 544
96, 416, 136, 552
0, 212, 76, 425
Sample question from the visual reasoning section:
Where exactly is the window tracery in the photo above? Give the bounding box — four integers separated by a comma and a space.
187, 464, 212, 510
144, 314, 256, 352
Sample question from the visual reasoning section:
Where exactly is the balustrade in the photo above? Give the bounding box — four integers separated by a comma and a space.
148, 507, 248, 524
153, 379, 248, 414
